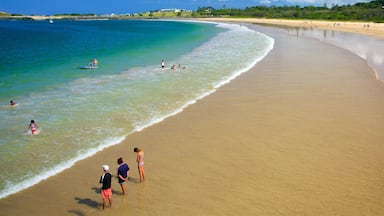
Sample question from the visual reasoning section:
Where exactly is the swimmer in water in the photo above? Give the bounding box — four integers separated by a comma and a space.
28, 120, 38, 134
10, 100, 17, 106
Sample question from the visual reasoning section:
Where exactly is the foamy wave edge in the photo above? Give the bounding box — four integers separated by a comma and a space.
0, 21, 274, 200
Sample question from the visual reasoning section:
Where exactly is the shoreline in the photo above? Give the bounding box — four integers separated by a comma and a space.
197, 17, 384, 39
199, 18, 384, 83
1, 19, 384, 215
0, 19, 272, 201
3, 15, 384, 39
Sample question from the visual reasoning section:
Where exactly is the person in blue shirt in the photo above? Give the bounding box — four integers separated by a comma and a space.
117, 157, 129, 195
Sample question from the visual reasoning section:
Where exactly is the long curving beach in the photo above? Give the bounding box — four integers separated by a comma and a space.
198, 17, 384, 39
1, 19, 384, 215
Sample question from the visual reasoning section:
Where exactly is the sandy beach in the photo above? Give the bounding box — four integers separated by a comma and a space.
1, 19, 384, 215
198, 17, 384, 39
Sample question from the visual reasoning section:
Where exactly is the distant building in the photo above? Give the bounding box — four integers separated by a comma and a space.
159, 8, 192, 13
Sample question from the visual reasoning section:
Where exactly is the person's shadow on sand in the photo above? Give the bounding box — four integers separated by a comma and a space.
74, 197, 99, 209
127, 176, 141, 184
67, 209, 87, 216
92, 186, 120, 195
92, 187, 101, 194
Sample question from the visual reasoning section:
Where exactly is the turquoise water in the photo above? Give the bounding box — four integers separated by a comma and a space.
0, 19, 274, 199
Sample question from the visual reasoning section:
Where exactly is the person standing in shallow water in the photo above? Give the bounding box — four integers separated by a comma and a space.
117, 157, 129, 195
134, 147, 145, 183
161, 60, 165, 69
28, 120, 38, 134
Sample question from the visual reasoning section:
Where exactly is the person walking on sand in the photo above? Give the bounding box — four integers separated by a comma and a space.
117, 157, 129, 195
99, 165, 112, 210
28, 120, 38, 134
134, 147, 145, 183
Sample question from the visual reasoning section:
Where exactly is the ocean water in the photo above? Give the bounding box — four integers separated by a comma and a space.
0, 19, 274, 199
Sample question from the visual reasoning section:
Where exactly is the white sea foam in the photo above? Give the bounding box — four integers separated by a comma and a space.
0, 135, 127, 199
136, 22, 274, 136
0, 21, 274, 200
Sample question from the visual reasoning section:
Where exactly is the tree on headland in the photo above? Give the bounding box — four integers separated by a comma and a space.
194, 0, 384, 22
0, 0, 382, 22
0, 11, 9, 16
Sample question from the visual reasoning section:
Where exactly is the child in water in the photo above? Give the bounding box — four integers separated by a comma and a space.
10, 100, 17, 106
28, 120, 38, 134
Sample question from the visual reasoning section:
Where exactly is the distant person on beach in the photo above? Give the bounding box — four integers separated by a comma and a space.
171, 64, 176, 70
161, 60, 165, 69
93, 58, 98, 65
117, 157, 129, 195
99, 165, 112, 210
28, 120, 38, 134
134, 147, 145, 183
10, 100, 16, 106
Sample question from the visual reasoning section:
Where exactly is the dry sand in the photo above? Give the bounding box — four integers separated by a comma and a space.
198, 17, 384, 39
1, 20, 384, 215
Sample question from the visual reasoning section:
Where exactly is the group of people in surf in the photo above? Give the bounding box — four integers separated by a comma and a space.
99, 147, 145, 210
161, 59, 186, 70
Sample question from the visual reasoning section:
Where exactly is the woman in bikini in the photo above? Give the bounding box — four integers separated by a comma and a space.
133, 147, 145, 183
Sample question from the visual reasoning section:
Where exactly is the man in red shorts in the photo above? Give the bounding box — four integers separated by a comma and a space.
99, 165, 112, 210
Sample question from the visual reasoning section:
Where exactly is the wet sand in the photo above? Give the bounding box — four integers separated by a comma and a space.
198, 18, 384, 39
1, 22, 384, 215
